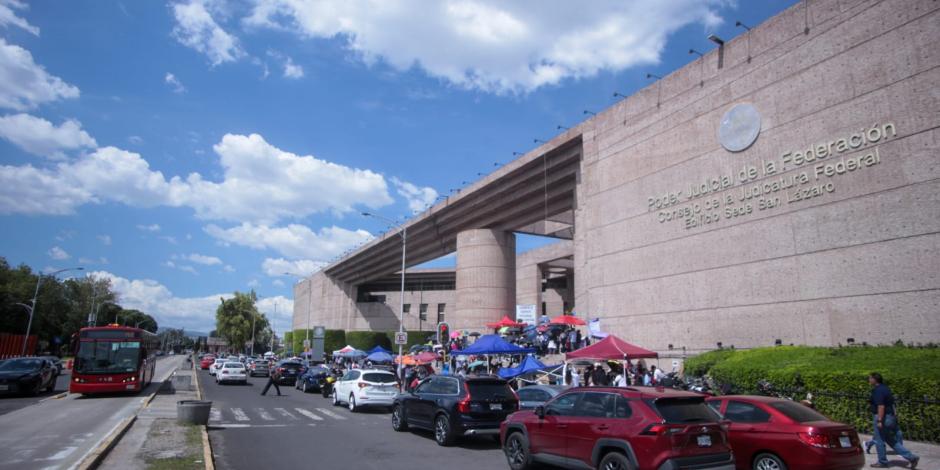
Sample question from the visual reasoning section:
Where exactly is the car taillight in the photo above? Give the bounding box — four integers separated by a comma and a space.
799, 432, 832, 448
222, 370, 229, 374
278, 367, 285, 373
457, 382, 472, 413
358, 383, 369, 389
640, 424, 685, 436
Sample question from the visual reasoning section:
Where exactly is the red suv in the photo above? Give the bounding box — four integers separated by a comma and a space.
500, 386, 735, 470
199, 355, 215, 370
705, 396, 864, 470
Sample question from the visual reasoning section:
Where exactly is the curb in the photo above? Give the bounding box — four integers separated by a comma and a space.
73, 356, 182, 470
39, 391, 68, 403
193, 357, 215, 470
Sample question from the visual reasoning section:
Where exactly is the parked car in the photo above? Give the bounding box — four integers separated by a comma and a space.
705, 395, 864, 470
392, 375, 519, 446
330, 369, 398, 411
0, 357, 58, 396
199, 355, 216, 370
515, 385, 566, 410
296, 365, 331, 393
38, 356, 64, 374
209, 357, 225, 376
272, 360, 305, 385
216, 362, 248, 385
248, 359, 270, 377
500, 386, 734, 470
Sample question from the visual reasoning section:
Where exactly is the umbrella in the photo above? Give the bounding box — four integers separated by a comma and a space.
449, 330, 461, 339
468, 360, 486, 369
485, 315, 527, 329
549, 314, 586, 326
413, 351, 438, 364
468, 332, 481, 337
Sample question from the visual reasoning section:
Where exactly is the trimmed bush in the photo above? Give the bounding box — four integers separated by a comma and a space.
283, 331, 293, 354
291, 329, 309, 356
686, 345, 940, 443
347, 331, 393, 351
324, 329, 346, 355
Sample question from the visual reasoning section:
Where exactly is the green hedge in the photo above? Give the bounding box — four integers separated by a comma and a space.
346, 331, 393, 351
283, 331, 293, 354
686, 346, 940, 442
324, 329, 346, 356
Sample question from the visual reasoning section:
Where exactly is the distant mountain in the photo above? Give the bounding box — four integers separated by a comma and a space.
157, 327, 209, 337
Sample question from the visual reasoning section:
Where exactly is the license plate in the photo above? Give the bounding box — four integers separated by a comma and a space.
490, 403, 503, 410
839, 436, 851, 448
0, 385, 8, 391
697, 435, 712, 447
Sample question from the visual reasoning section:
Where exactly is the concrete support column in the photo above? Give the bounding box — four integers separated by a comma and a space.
455, 229, 516, 331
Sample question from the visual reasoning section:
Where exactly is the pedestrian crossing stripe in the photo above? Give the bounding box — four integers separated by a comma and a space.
209, 408, 222, 421
315, 408, 347, 420
294, 408, 323, 421
273, 408, 297, 419
231, 408, 249, 421
256, 408, 275, 421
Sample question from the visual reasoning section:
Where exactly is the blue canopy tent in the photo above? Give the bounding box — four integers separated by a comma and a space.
366, 345, 392, 355
366, 351, 394, 363
455, 334, 535, 355
498, 355, 545, 379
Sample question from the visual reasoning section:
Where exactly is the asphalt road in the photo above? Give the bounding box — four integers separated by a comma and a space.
0, 355, 184, 470
200, 370, 510, 470
0, 371, 72, 417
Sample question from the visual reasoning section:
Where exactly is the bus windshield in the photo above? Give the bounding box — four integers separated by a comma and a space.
75, 341, 142, 374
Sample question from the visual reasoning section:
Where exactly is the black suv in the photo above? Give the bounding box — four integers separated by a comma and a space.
272, 360, 305, 385
392, 374, 519, 446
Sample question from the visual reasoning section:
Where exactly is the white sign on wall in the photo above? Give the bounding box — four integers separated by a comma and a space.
516, 305, 537, 325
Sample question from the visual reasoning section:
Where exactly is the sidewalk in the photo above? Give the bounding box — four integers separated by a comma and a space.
99, 365, 207, 469
859, 434, 940, 469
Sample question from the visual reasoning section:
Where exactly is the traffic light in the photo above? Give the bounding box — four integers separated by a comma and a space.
437, 322, 450, 344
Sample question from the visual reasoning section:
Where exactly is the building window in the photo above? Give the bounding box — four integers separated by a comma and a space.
437, 304, 445, 323
419, 304, 428, 321
403, 304, 411, 315
541, 302, 547, 316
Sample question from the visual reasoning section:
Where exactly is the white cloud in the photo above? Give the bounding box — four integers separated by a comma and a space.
222, 264, 235, 272
159, 235, 178, 244
247, 279, 260, 288
245, 0, 725, 94
257, 295, 293, 335
0, 133, 394, 223
0, 113, 96, 159
164, 72, 186, 93
185, 253, 222, 265
92, 270, 230, 332
204, 222, 372, 260
171, 0, 243, 66
283, 56, 303, 79
0, 38, 79, 110
261, 257, 326, 277
127, 135, 143, 145
137, 223, 161, 232
48, 245, 69, 260
163, 260, 197, 274
78, 256, 108, 265
0, 0, 39, 36
97, 234, 112, 245
391, 176, 438, 212
272, 279, 285, 287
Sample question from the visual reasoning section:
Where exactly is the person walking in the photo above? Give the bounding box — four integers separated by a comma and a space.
260, 370, 282, 396
591, 363, 608, 386
868, 372, 919, 468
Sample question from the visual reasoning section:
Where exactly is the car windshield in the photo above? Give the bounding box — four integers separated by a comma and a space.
468, 381, 514, 400
75, 340, 141, 374
363, 373, 396, 383
768, 401, 829, 423
652, 397, 720, 423
0, 358, 42, 371
280, 362, 302, 369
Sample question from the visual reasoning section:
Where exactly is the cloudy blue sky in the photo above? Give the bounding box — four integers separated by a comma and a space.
0, 0, 794, 335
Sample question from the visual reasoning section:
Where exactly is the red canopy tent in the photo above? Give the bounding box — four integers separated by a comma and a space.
549, 314, 586, 326
565, 335, 658, 361
485, 315, 526, 329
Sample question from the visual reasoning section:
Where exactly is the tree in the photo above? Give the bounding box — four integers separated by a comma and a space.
215, 290, 268, 355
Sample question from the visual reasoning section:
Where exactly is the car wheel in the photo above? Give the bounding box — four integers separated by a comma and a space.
391, 405, 408, 431
504, 432, 532, 470
322, 385, 331, 398
31, 380, 42, 396
332, 390, 340, 406
598, 451, 634, 470
434, 414, 454, 446
753, 453, 787, 470
348, 394, 357, 412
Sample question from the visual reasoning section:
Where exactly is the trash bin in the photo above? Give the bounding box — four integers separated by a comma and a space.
177, 400, 212, 425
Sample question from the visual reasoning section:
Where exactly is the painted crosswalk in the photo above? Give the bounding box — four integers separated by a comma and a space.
210, 406, 358, 425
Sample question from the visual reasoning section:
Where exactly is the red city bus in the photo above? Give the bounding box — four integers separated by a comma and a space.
69, 325, 160, 394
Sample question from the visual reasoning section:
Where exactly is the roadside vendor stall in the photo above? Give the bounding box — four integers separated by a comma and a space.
563, 335, 658, 386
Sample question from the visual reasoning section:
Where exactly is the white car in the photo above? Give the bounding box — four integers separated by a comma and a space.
217, 362, 247, 384
331, 369, 398, 412
209, 358, 225, 376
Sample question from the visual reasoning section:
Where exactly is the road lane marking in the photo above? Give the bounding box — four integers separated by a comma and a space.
209, 408, 222, 422
215, 424, 288, 429
231, 408, 249, 421
36, 445, 77, 461
256, 408, 275, 421
273, 408, 297, 419
293, 408, 323, 421
315, 408, 347, 420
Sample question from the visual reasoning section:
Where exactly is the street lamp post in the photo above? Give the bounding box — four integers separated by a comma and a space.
362, 212, 407, 386
23, 266, 82, 356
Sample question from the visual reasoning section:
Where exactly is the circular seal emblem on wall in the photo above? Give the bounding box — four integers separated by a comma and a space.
718, 103, 761, 152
